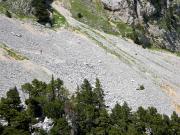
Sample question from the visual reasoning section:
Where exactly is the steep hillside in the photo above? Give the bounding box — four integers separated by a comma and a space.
0, 6, 180, 116
0, 0, 180, 115
102, 0, 180, 52
1, 0, 179, 52
59, 0, 180, 52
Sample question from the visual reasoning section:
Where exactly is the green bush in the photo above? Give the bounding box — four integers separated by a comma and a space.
5, 10, 12, 18
32, 0, 50, 23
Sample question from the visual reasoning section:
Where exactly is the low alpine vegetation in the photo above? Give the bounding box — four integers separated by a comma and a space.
0, 43, 28, 60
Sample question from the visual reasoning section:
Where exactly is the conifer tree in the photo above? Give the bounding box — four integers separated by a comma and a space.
110, 102, 132, 134
170, 111, 180, 135
74, 79, 96, 134
0, 87, 21, 125
93, 78, 105, 109
22, 79, 47, 98
54, 78, 63, 100
50, 75, 55, 101
32, 0, 50, 23
50, 118, 71, 135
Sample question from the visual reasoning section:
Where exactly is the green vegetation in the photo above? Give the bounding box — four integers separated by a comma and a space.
32, 0, 50, 23
52, 9, 67, 28
137, 85, 145, 90
0, 0, 66, 28
69, 0, 108, 30
67, 0, 153, 49
0, 43, 28, 60
148, 0, 180, 32
0, 2, 8, 15
115, 21, 134, 38
0, 77, 179, 135
69, 0, 133, 36
5, 10, 12, 18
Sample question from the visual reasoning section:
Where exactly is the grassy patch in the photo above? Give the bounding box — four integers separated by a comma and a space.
15, 14, 35, 20
0, 3, 7, 14
52, 9, 67, 28
115, 21, 134, 38
68, 0, 135, 39
0, 43, 28, 60
69, 0, 117, 34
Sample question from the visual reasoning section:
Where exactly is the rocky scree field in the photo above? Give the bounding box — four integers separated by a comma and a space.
0, 0, 180, 115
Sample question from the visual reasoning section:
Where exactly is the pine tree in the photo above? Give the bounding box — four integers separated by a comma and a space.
110, 102, 132, 134
91, 108, 110, 135
22, 79, 47, 98
6, 87, 21, 110
32, 0, 50, 23
170, 111, 180, 135
0, 87, 21, 125
11, 111, 31, 132
25, 98, 43, 118
74, 79, 96, 134
2, 127, 29, 135
50, 118, 71, 135
44, 100, 64, 119
54, 78, 63, 99
93, 78, 105, 109
50, 75, 55, 101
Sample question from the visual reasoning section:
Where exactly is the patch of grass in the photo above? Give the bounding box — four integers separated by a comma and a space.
115, 21, 134, 38
68, 0, 136, 39
0, 43, 28, 60
69, 0, 117, 34
52, 9, 67, 28
15, 13, 35, 20
0, 3, 7, 14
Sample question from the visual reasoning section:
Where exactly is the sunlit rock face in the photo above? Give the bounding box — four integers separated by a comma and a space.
101, 0, 180, 52
0, 0, 34, 15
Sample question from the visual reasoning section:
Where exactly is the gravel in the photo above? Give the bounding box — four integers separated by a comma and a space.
0, 14, 180, 115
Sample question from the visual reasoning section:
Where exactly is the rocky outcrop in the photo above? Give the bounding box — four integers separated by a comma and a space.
0, 0, 34, 15
101, 0, 180, 52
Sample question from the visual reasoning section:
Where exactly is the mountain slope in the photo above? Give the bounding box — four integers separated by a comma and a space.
102, 0, 180, 51
0, 1, 180, 115
60, 0, 180, 52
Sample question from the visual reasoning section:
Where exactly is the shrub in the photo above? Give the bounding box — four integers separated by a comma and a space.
136, 85, 145, 90
32, 0, 50, 23
5, 10, 12, 18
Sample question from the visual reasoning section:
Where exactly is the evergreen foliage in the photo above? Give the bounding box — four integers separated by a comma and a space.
32, 0, 50, 23
0, 78, 179, 135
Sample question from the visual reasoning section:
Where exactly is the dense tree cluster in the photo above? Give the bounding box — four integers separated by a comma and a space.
0, 77, 179, 135
32, 0, 53, 23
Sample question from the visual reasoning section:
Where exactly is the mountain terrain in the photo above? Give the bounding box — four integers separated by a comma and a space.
0, 0, 180, 116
